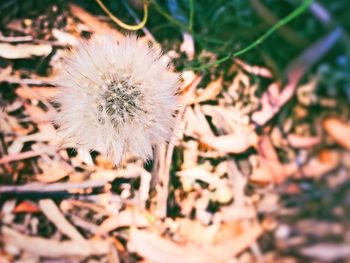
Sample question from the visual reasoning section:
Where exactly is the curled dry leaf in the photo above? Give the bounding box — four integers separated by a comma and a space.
296, 78, 318, 106
1, 226, 111, 258
323, 118, 350, 150
196, 77, 223, 103
180, 72, 203, 104
184, 106, 215, 138
250, 136, 299, 184
0, 43, 52, 59
52, 28, 78, 46
302, 150, 340, 178
234, 58, 273, 78
180, 32, 195, 60
250, 164, 274, 185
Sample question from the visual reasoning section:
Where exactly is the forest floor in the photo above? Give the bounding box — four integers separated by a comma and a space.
0, 0, 350, 262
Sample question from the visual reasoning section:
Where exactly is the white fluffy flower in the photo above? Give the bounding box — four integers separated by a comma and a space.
54, 34, 178, 164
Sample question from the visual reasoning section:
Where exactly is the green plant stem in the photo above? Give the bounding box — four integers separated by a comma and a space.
188, 0, 194, 31
151, 0, 189, 32
189, 0, 313, 71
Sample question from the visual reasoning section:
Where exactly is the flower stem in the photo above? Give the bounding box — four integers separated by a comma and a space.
95, 0, 149, 31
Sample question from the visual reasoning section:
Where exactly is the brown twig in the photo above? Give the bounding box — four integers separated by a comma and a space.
0, 180, 110, 194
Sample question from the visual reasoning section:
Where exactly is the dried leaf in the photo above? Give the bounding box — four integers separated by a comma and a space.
13, 201, 40, 213
128, 223, 263, 263
1, 226, 110, 258
69, 4, 124, 40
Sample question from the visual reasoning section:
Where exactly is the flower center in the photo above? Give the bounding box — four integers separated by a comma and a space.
97, 79, 144, 126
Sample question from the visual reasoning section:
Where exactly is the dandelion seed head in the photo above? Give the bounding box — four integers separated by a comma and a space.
54, 34, 179, 164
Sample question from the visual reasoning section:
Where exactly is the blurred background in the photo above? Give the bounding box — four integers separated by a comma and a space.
0, 0, 350, 262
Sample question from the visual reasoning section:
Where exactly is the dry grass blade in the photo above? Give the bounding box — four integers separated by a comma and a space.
0, 43, 52, 59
